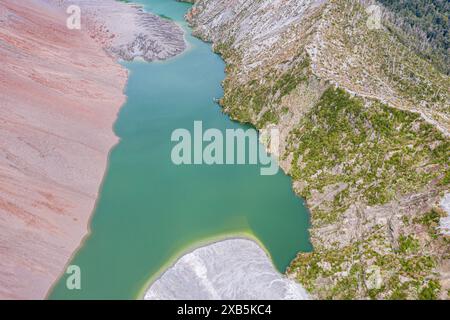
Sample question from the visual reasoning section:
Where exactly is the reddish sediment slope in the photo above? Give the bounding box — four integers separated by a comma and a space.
0, 0, 127, 299
0, 0, 184, 299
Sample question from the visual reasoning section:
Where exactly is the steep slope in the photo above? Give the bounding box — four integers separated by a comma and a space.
377, 0, 449, 75
186, 0, 449, 299
0, 0, 184, 299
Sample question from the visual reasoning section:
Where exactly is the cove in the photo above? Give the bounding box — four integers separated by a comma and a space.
49, 0, 312, 300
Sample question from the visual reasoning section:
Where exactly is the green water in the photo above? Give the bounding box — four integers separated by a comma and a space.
49, 0, 312, 299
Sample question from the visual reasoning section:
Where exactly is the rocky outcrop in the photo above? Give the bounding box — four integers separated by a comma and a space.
145, 239, 309, 300
0, 0, 184, 299
186, 0, 449, 299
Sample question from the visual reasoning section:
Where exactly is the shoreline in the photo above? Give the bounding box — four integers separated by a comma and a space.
46, 0, 188, 299
143, 238, 310, 300
185, 0, 450, 300
137, 232, 277, 300
0, 0, 127, 299
0, 0, 186, 299
48, 0, 312, 300
136, 1, 311, 299
44, 121, 123, 299
46, 0, 190, 298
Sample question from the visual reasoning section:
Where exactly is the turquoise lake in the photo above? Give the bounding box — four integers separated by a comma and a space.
49, 0, 312, 299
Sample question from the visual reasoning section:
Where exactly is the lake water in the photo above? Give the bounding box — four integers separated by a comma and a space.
49, 0, 311, 299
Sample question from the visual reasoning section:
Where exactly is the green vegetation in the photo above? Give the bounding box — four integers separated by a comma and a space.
318, 0, 449, 126
414, 209, 444, 239
286, 88, 448, 225
418, 280, 441, 300
286, 88, 448, 299
199, 0, 450, 300
290, 225, 445, 300
378, 0, 449, 74
219, 53, 311, 127
398, 235, 420, 254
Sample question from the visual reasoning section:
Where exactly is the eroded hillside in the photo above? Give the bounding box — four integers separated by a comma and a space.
186, 0, 449, 299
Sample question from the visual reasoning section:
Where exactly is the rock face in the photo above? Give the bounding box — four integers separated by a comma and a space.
0, 0, 184, 299
145, 239, 309, 300
187, 0, 449, 299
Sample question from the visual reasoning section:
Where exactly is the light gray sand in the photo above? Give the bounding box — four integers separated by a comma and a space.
51, 0, 186, 61
145, 239, 309, 300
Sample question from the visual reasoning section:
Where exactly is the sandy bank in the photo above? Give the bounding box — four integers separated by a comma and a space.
145, 239, 310, 300
51, 0, 186, 61
0, 0, 184, 299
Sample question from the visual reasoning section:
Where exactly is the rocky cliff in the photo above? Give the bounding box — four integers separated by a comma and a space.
0, 0, 184, 299
186, 0, 449, 299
